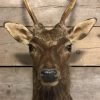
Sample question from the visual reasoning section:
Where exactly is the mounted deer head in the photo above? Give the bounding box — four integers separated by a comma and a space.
5, 0, 96, 87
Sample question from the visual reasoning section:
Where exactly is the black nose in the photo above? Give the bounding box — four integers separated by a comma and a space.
40, 69, 58, 82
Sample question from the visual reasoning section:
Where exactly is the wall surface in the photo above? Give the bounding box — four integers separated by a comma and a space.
0, 0, 100, 100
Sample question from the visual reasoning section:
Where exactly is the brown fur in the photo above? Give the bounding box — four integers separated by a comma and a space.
29, 37, 73, 100
33, 64, 72, 100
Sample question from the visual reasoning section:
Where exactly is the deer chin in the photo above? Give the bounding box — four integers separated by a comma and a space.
41, 81, 59, 87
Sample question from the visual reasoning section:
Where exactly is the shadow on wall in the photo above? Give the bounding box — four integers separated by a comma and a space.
66, 3, 77, 26
15, 53, 33, 66
14, 50, 85, 66
21, 0, 32, 26
70, 50, 85, 63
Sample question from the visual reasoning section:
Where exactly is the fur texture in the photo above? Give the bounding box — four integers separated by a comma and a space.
33, 65, 72, 100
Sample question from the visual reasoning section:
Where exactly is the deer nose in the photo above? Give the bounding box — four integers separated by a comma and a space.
40, 69, 58, 82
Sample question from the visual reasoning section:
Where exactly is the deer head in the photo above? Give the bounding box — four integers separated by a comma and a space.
5, 0, 96, 87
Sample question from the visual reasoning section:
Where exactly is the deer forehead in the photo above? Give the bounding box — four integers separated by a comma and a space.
33, 28, 69, 46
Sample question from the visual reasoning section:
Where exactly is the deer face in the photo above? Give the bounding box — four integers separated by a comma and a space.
28, 24, 72, 86
5, 0, 97, 86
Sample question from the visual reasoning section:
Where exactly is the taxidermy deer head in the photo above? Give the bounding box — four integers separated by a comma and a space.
5, 0, 96, 87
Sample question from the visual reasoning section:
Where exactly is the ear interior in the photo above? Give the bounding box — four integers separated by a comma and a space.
5, 22, 33, 44
68, 18, 97, 43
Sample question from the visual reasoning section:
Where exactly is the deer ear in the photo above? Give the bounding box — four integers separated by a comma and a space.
68, 18, 97, 43
5, 22, 33, 44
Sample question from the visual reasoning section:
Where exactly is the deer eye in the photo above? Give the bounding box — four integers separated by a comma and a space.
29, 44, 36, 52
65, 44, 72, 52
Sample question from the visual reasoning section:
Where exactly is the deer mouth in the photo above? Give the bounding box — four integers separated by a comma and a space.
40, 74, 59, 86
41, 81, 59, 86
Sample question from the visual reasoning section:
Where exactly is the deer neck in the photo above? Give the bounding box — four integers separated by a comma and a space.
33, 66, 72, 100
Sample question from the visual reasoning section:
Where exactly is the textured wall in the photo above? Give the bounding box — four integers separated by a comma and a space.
0, 0, 100, 100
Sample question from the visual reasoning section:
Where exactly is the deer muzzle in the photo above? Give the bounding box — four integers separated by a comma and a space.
39, 69, 60, 86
